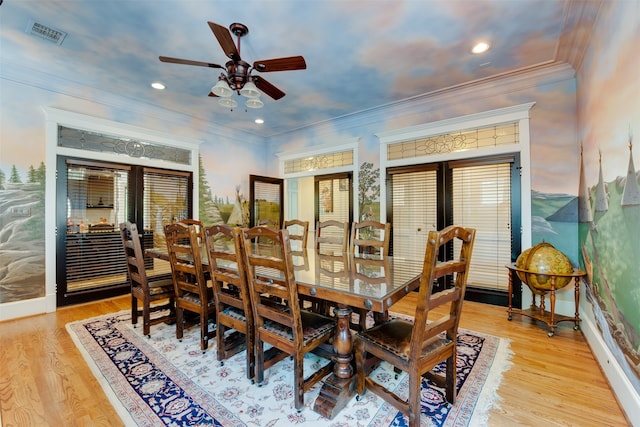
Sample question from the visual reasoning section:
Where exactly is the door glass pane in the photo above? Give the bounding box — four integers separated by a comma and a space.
318, 178, 350, 223
143, 169, 191, 278
65, 165, 128, 292
390, 170, 437, 259
452, 162, 512, 291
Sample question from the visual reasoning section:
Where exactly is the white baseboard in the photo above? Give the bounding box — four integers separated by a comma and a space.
581, 307, 640, 426
0, 294, 56, 322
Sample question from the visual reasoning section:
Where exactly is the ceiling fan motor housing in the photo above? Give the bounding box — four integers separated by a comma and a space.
225, 60, 251, 91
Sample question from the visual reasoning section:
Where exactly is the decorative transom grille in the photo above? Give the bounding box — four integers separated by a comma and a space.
284, 149, 353, 174
387, 123, 519, 161
58, 126, 191, 165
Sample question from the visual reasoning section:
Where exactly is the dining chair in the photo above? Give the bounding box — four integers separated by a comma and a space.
350, 220, 391, 257
240, 226, 336, 411
203, 224, 255, 380
164, 222, 216, 352
348, 220, 391, 328
354, 225, 476, 427
119, 221, 175, 337
284, 219, 309, 251
315, 220, 349, 255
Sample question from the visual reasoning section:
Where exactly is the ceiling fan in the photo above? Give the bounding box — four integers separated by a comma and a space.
159, 21, 306, 109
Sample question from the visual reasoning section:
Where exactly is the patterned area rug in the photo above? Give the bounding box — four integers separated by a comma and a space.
66, 311, 512, 427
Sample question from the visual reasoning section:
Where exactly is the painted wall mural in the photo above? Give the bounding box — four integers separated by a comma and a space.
0, 0, 638, 411
576, 1, 640, 393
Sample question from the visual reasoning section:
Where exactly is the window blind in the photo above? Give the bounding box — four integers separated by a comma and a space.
451, 159, 513, 291
143, 168, 192, 278
253, 180, 282, 227
65, 163, 130, 291
388, 167, 438, 260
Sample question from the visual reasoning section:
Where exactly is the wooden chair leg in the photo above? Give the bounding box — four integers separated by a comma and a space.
142, 302, 151, 336
408, 370, 422, 427
255, 340, 265, 385
294, 353, 304, 411
354, 338, 367, 395
131, 296, 138, 326
246, 327, 255, 380
175, 307, 184, 340
445, 354, 456, 403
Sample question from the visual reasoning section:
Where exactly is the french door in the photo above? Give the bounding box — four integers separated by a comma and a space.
315, 173, 353, 225
56, 157, 192, 306
249, 174, 284, 227
387, 154, 521, 307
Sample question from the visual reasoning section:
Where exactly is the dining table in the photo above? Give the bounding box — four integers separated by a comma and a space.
145, 245, 424, 419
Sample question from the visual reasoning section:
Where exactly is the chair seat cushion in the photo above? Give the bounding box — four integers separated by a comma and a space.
358, 319, 451, 359
221, 306, 246, 322
180, 291, 215, 309
148, 277, 174, 290
262, 310, 334, 344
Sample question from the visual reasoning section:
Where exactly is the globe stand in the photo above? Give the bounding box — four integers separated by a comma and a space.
506, 263, 586, 337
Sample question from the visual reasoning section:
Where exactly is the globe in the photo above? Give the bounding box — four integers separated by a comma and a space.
515, 242, 574, 293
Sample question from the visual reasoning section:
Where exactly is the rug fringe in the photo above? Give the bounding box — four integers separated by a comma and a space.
467, 337, 514, 426
66, 316, 138, 427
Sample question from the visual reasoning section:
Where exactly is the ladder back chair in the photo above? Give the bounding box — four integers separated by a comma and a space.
350, 220, 391, 257
315, 220, 349, 255
284, 219, 309, 252
203, 224, 255, 380
164, 222, 216, 352
240, 226, 336, 411
354, 225, 476, 427
120, 221, 175, 337
348, 221, 391, 330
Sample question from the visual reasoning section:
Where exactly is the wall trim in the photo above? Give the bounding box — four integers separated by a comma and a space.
581, 304, 640, 426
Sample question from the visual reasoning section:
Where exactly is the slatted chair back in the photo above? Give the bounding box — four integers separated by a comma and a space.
284, 219, 309, 251
350, 220, 391, 257
315, 220, 349, 255
354, 225, 476, 427
240, 226, 336, 410
164, 222, 215, 351
120, 221, 175, 337
203, 224, 255, 379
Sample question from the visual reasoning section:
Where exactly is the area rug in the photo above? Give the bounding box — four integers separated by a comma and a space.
66, 311, 512, 427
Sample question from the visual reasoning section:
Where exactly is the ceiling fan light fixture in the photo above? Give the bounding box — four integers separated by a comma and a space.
239, 80, 260, 98
211, 79, 233, 97
218, 97, 238, 108
245, 98, 264, 109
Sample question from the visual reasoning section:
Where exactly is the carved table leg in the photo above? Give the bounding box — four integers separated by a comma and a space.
313, 303, 355, 419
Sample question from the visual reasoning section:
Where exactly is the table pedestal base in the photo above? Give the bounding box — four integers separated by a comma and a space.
313, 375, 354, 419
313, 304, 356, 418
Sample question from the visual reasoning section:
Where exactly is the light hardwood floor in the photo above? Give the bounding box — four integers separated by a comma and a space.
0, 294, 631, 426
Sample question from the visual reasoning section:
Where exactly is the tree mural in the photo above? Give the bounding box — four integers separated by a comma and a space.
358, 161, 380, 219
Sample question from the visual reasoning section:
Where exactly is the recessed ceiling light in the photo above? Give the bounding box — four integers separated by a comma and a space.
471, 42, 490, 54
151, 82, 165, 90
255, 118, 264, 124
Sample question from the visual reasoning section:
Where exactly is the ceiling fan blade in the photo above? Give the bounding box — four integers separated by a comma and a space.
208, 92, 219, 97
159, 56, 224, 69
253, 76, 285, 100
253, 56, 307, 72
208, 21, 240, 61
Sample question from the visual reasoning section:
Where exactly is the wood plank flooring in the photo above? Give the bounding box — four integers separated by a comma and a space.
0, 294, 631, 426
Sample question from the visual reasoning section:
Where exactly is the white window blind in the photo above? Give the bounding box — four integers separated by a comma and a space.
389, 168, 438, 260
254, 180, 282, 227
451, 158, 513, 291
143, 168, 192, 278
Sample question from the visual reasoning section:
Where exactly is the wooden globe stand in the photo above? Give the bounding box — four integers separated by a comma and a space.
506, 263, 586, 337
